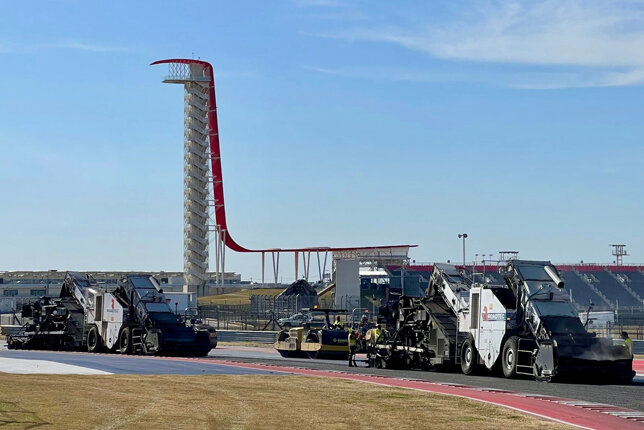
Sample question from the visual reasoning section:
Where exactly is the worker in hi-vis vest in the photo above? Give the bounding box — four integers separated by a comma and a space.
348, 328, 358, 367
333, 315, 344, 330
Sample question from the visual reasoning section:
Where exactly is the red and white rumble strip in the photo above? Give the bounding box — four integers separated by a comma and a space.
190, 358, 644, 430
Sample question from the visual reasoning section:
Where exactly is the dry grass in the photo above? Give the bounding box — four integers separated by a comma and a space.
0, 374, 572, 430
197, 289, 285, 306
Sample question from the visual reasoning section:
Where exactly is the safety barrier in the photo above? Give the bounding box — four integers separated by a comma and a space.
634, 340, 644, 354
216, 330, 278, 344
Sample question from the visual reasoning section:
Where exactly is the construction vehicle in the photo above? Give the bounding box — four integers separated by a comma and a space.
7, 272, 122, 352
7, 272, 213, 356
184, 307, 218, 349
274, 308, 350, 359
275, 327, 309, 358
374, 261, 635, 382
299, 308, 350, 359
274, 308, 328, 357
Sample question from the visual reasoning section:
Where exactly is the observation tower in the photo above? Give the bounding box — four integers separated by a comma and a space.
153, 60, 213, 295
154, 58, 415, 303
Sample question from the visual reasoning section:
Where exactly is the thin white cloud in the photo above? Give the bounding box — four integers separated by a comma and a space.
310, 1, 644, 88
304, 65, 460, 83
0, 39, 130, 53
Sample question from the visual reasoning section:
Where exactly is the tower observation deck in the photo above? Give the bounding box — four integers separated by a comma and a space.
153, 59, 415, 293
154, 60, 211, 295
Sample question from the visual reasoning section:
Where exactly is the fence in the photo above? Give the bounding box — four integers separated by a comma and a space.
199, 294, 319, 331
250, 294, 317, 317
584, 323, 644, 340
0, 311, 22, 326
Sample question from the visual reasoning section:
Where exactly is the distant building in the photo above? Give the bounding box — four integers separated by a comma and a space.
0, 270, 245, 311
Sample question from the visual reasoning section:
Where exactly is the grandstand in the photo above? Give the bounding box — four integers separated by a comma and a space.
383, 264, 644, 312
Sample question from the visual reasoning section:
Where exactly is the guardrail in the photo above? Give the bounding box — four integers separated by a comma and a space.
0, 325, 22, 337
216, 330, 278, 344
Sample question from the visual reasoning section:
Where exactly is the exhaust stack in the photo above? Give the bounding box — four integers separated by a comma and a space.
545, 265, 564, 288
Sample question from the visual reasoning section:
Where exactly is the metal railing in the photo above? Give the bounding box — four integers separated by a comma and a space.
216, 330, 277, 344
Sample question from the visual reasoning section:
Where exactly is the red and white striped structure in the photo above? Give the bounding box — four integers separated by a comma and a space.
153, 59, 415, 290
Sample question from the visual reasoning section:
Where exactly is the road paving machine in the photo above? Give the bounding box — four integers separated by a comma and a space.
374, 260, 635, 382
275, 308, 350, 359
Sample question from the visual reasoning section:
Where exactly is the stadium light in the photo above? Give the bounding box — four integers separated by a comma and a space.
458, 234, 468, 268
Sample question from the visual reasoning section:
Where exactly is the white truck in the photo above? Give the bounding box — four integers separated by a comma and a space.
374, 260, 634, 382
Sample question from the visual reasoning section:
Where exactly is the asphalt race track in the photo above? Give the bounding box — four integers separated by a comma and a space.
209, 346, 644, 412
0, 348, 286, 376
1, 343, 642, 413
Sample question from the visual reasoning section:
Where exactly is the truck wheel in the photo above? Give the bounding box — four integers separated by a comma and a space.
87, 326, 101, 353
141, 332, 155, 356
119, 327, 131, 354
502, 336, 519, 378
460, 338, 478, 375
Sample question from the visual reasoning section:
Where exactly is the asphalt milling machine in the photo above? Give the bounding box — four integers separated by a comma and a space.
7, 272, 215, 356
371, 260, 634, 383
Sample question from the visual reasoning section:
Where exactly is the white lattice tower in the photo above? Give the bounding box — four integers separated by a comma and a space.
160, 63, 211, 294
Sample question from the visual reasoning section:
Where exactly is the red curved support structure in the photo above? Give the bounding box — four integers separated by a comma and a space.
152, 59, 415, 255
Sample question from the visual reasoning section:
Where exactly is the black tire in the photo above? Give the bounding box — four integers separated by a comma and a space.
375, 356, 384, 369
87, 325, 101, 353
402, 354, 412, 369
502, 336, 519, 378
141, 330, 155, 356
460, 337, 478, 375
119, 327, 131, 355
195, 349, 210, 357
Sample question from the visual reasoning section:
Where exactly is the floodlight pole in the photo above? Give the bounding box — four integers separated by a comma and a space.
458, 233, 468, 269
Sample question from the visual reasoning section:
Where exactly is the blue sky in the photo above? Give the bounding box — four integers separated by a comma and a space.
1, 1, 643, 281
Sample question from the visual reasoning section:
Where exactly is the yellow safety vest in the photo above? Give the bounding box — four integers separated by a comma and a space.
348, 332, 356, 347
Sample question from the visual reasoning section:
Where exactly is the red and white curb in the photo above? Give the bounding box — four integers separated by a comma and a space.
195, 359, 644, 430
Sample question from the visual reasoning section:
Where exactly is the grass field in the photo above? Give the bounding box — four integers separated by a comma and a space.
197, 288, 285, 306
0, 374, 571, 429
